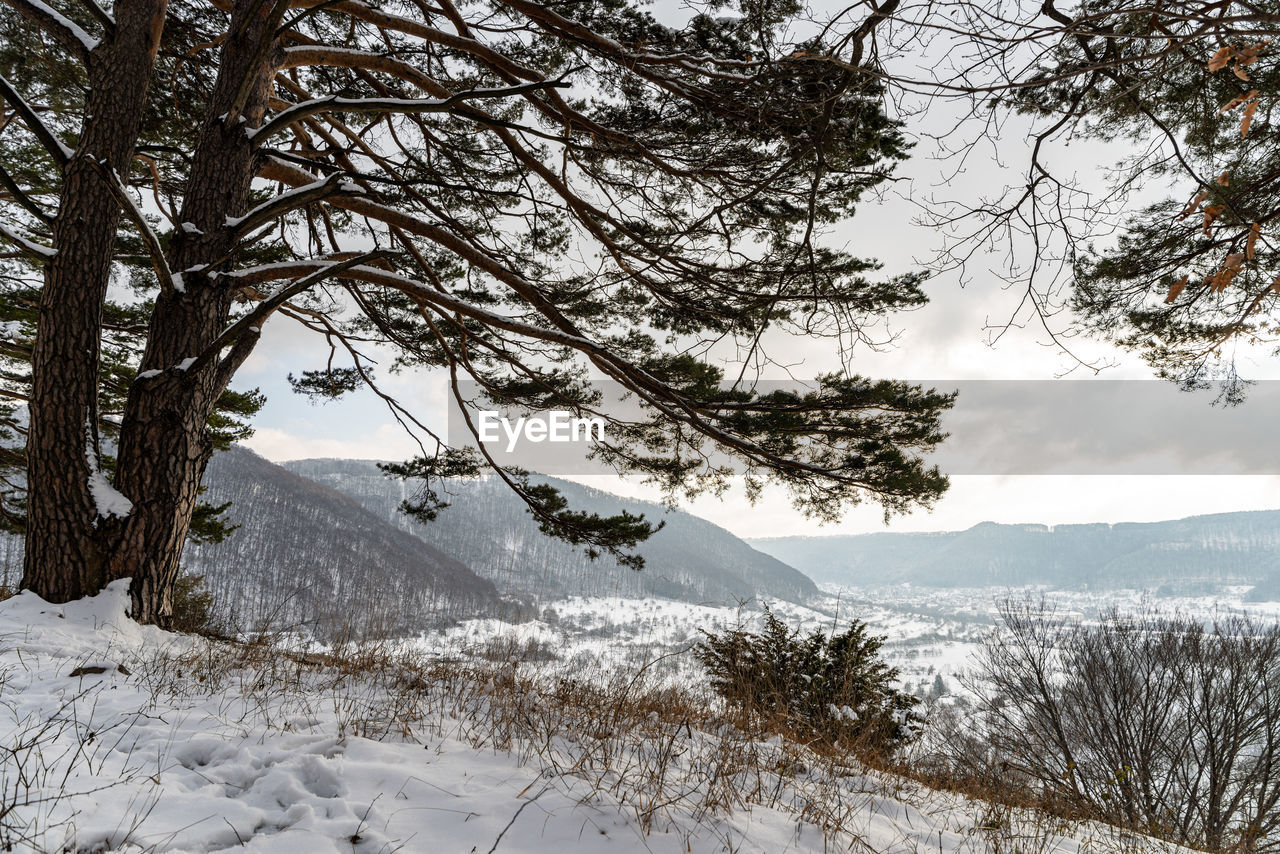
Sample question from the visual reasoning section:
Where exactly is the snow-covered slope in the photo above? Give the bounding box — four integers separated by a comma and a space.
0, 584, 1179, 854
285, 458, 819, 606
0, 449, 503, 635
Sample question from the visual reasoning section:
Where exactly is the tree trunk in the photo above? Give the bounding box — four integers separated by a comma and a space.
22, 0, 169, 603
110, 0, 283, 625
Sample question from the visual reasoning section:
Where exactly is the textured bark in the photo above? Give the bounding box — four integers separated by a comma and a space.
22, 0, 282, 624
110, 0, 283, 625
22, 0, 169, 603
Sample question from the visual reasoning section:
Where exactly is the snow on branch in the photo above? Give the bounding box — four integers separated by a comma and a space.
2, 0, 98, 63
0, 220, 55, 260
71, 0, 114, 35
224, 171, 365, 239
92, 159, 180, 295
0, 74, 72, 167
249, 78, 572, 143
189, 251, 390, 378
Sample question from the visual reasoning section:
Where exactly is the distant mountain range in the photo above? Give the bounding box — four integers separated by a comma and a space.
6, 447, 1273, 632
748, 511, 1280, 598
285, 458, 819, 606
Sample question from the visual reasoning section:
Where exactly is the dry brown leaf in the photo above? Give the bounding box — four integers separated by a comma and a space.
1166, 275, 1188, 303
1234, 62, 1252, 81
1180, 190, 1209, 219
1204, 204, 1226, 234
1239, 42, 1267, 65
1217, 172, 1231, 186
1209, 266, 1240, 291
1209, 46, 1234, 71
1224, 252, 1246, 270
1219, 89, 1259, 114
1242, 100, 1259, 136
1247, 222, 1262, 260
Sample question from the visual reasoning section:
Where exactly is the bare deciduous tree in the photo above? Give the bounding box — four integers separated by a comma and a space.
962, 598, 1280, 852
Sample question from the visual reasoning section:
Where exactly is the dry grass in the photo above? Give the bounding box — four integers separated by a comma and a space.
92, 627, 1178, 854
0, 591, 1189, 854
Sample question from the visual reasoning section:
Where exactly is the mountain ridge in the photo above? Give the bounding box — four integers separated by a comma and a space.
284, 457, 819, 606
747, 509, 1280, 594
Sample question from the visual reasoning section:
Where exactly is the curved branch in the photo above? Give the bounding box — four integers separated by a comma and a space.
280, 45, 437, 91
0, 0, 97, 63
226, 170, 364, 239
89, 158, 178, 296
0, 220, 55, 260
193, 250, 392, 379
0, 161, 53, 221
223, 258, 945, 492
249, 78, 571, 143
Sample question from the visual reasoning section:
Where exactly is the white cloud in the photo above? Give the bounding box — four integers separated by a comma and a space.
244, 424, 421, 462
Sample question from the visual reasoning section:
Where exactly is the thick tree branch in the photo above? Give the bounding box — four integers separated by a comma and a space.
249, 78, 572, 143
0, 74, 71, 167
191, 250, 390, 378
226, 170, 364, 239
0, 0, 97, 63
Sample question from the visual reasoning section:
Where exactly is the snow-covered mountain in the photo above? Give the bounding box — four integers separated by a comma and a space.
0, 448, 817, 629
183, 447, 501, 632
283, 458, 819, 606
749, 510, 1280, 593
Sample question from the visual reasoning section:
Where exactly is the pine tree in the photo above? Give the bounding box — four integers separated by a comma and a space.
0, 0, 953, 623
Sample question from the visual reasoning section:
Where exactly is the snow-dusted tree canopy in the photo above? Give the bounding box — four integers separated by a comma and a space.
0, 0, 954, 621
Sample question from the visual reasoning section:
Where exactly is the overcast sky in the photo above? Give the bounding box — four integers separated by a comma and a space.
235, 70, 1280, 540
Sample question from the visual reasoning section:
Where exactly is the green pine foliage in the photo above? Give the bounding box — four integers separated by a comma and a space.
1001, 6, 1280, 391
694, 606, 922, 753
1, 0, 958, 586
169, 570, 220, 636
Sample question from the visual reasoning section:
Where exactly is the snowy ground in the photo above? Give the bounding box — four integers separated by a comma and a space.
410, 594, 982, 697
410, 585, 1280, 703
0, 582, 1183, 853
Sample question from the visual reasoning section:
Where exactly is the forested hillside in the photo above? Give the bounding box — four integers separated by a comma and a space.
286, 459, 818, 605
186, 448, 501, 632
750, 512, 1280, 592
0, 448, 500, 634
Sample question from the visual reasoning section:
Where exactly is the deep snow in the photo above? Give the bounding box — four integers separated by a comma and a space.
0, 582, 1177, 853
